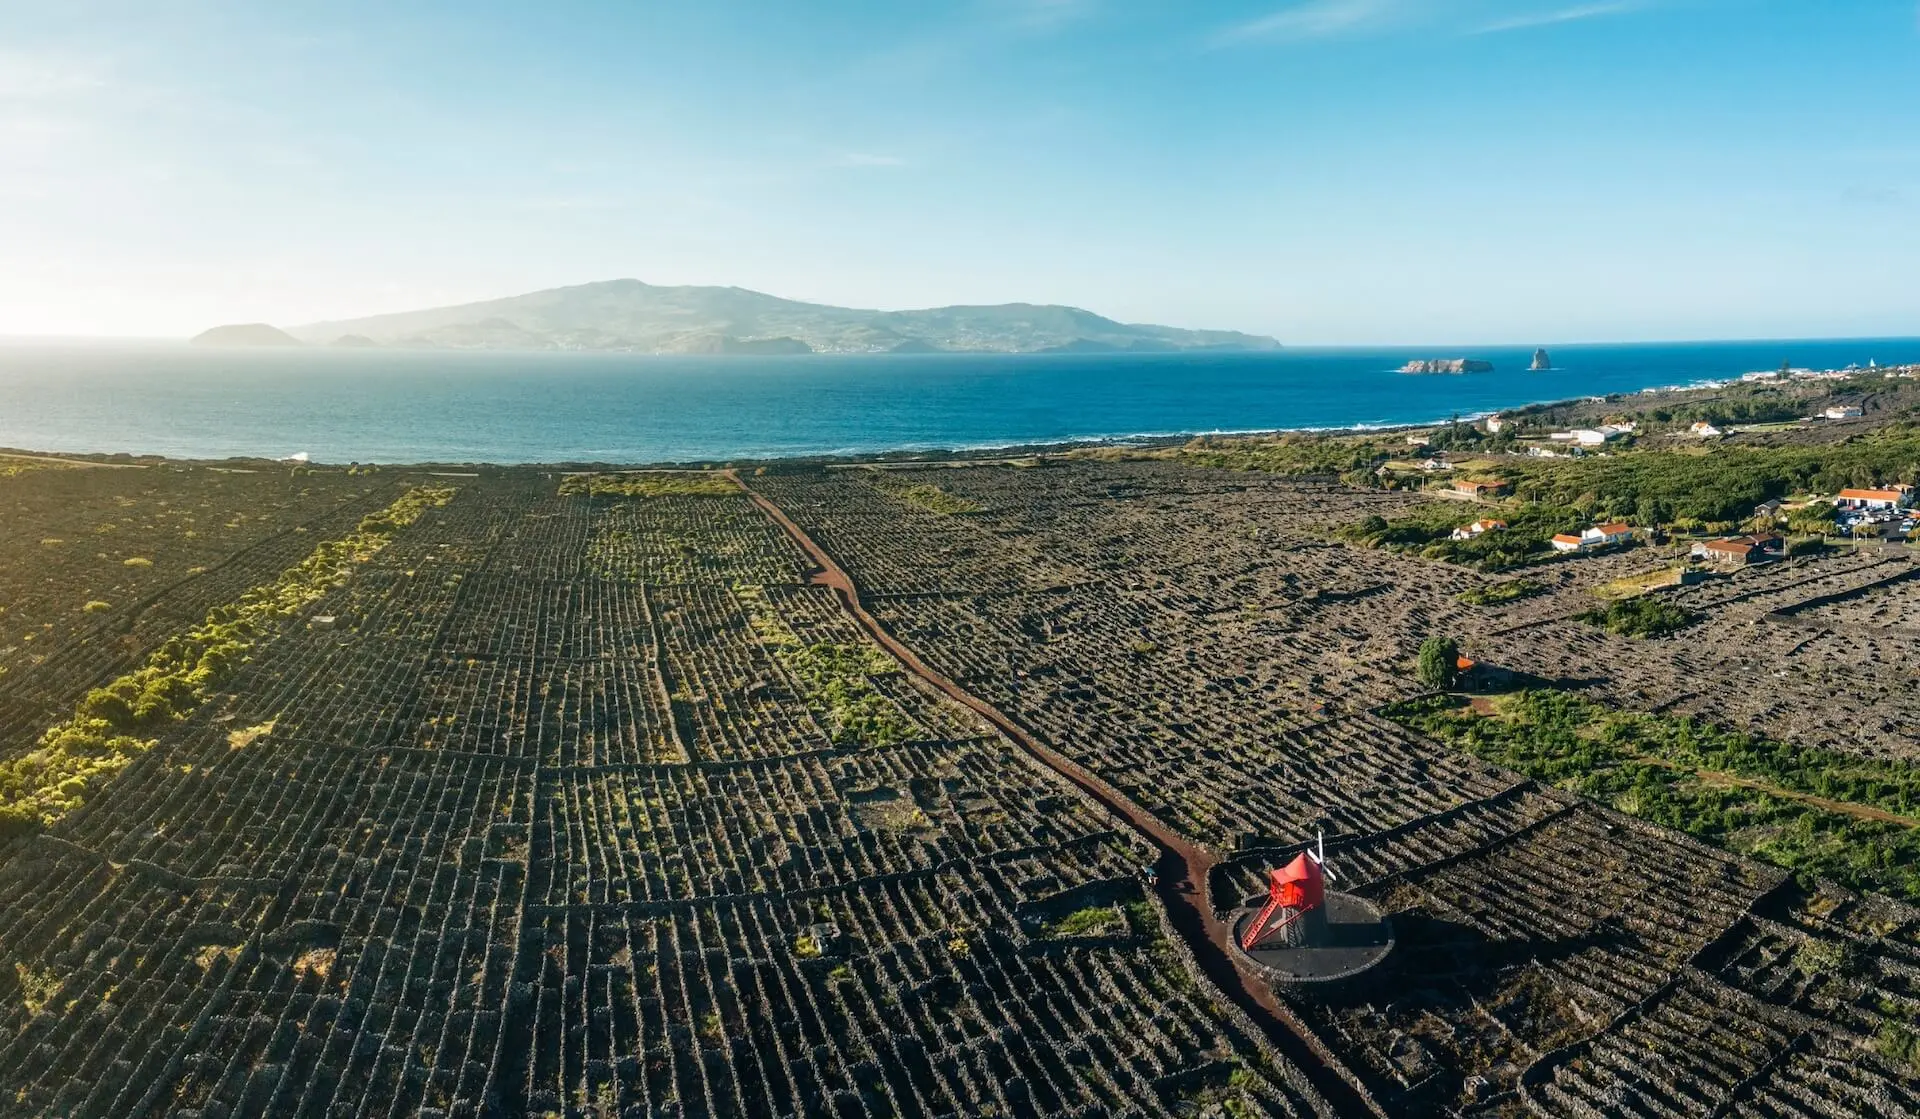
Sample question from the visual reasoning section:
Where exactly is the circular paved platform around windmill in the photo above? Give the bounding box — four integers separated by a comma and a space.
1229, 892, 1395, 986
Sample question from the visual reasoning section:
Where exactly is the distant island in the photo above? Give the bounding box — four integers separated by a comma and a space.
189, 323, 302, 347
182, 279, 1285, 355
1398, 358, 1493, 374
1531, 348, 1553, 371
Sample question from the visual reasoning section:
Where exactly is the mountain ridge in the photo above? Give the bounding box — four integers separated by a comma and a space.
277, 278, 1280, 354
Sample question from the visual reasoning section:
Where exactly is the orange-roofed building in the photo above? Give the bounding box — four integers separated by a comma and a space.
1836, 487, 1912, 511
1692, 535, 1783, 565
1450, 518, 1507, 541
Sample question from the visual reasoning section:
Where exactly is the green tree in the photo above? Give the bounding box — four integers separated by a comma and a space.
1787, 501, 1835, 539
1417, 636, 1461, 691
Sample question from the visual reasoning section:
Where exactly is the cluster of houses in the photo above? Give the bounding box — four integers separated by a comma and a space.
1439, 481, 1920, 570
1740, 363, 1920, 384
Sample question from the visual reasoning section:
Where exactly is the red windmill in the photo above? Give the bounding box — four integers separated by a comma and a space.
1240, 832, 1337, 950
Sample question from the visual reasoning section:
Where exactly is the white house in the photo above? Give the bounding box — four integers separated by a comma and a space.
1551, 523, 1635, 553
1689, 421, 1723, 438
1835, 487, 1913, 511
1451, 518, 1507, 541
1824, 405, 1863, 420
1484, 415, 1506, 434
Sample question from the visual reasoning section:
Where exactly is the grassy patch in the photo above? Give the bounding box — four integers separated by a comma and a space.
559, 472, 738, 498
1386, 690, 1920, 901
12, 963, 61, 1015
1045, 906, 1127, 939
227, 720, 276, 749
1458, 579, 1545, 606
0, 486, 454, 834
1169, 432, 1403, 483
1575, 595, 1695, 637
1594, 567, 1688, 600
879, 482, 982, 515
734, 585, 916, 747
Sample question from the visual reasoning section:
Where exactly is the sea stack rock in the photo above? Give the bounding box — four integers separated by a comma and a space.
1398, 358, 1494, 374
1530, 348, 1552, 371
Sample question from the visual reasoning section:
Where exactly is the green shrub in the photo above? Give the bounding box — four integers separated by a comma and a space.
1046, 907, 1126, 938
1576, 596, 1695, 638
1417, 636, 1460, 690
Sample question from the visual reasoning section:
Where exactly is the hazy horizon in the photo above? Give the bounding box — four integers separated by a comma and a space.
5, 2, 1918, 344
11, 319, 1920, 352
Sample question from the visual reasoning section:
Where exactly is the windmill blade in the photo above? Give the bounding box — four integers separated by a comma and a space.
1312, 829, 1338, 880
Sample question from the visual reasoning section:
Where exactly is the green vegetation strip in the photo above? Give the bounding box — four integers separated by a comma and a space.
0, 486, 455, 835
560, 472, 739, 497
1340, 505, 1585, 571
1387, 690, 1920, 901
733, 584, 915, 747
878, 482, 982, 515
1169, 433, 1400, 486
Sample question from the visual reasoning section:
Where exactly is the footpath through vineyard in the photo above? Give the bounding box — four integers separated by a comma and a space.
738, 475, 1383, 1117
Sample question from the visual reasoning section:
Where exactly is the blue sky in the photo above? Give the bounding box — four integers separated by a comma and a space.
2, 0, 1917, 343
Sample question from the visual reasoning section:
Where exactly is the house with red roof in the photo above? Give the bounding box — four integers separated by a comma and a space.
1692, 535, 1783, 566
1450, 519, 1507, 541
1550, 522, 1636, 553
1836, 487, 1912, 512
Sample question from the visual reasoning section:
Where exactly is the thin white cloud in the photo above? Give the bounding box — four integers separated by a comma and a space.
1472, 1, 1642, 35
1209, 0, 1401, 47
0, 49, 109, 102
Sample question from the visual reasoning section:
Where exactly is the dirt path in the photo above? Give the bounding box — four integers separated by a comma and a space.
734, 476, 1382, 1118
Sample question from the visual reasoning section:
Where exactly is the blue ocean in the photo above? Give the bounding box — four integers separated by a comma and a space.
1, 339, 1915, 464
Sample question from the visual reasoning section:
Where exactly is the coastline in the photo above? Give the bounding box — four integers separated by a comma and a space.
2, 341, 1914, 467
0, 369, 1846, 470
